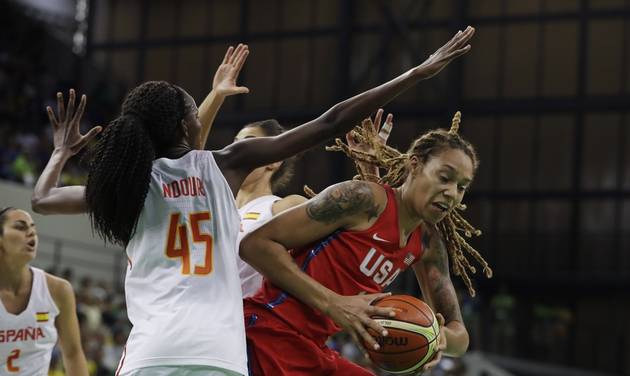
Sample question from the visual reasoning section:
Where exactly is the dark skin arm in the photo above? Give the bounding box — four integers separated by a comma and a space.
413, 227, 469, 370
240, 181, 397, 350
215, 27, 476, 194
31, 90, 98, 214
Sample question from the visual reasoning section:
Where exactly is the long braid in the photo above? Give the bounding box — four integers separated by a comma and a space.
85, 81, 186, 245
324, 111, 493, 296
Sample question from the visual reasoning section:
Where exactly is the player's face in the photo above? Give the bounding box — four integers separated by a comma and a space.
180, 90, 202, 148
0, 210, 38, 263
234, 126, 274, 187
406, 148, 474, 224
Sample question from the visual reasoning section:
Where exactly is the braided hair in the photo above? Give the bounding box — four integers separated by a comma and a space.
85, 81, 186, 246
322, 112, 493, 296
242, 119, 296, 193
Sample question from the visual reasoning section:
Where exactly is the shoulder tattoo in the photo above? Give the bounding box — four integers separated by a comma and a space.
306, 181, 380, 224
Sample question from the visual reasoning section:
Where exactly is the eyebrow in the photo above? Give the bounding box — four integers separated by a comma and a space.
14, 220, 35, 227
442, 164, 473, 183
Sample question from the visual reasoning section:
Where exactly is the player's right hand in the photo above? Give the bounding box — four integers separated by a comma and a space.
325, 292, 397, 351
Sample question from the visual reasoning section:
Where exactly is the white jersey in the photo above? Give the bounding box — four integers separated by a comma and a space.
0, 267, 59, 376
118, 150, 246, 376
236, 195, 280, 298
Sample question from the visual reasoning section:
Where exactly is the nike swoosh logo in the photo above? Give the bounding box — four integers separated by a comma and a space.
372, 233, 390, 243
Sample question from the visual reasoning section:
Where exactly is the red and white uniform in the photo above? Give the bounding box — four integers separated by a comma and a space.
0, 267, 59, 376
244, 185, 424, 375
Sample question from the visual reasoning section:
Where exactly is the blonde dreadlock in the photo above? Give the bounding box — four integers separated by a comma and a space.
313, 111, 492, 296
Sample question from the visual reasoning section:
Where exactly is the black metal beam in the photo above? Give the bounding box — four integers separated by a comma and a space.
204, 92, 630, 128
89, 8, 630, 51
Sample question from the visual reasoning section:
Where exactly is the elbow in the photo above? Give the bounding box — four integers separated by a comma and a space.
30, 195, 46, 214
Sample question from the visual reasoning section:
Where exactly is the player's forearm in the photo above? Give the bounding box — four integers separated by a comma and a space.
240, 237, 335, 313
32, 149, 70, 212
197, 89, 226, 149
238, 67, 430, 169
314, 67, 426, 141
62, 351, 89, 376
442, 321, 469, 357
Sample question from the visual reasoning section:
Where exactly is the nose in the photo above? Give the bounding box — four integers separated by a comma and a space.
27, 227, 37, 239
444, 183, 458, 199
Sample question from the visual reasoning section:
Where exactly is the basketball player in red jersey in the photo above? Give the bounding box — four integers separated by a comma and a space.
240, 69, 489, 375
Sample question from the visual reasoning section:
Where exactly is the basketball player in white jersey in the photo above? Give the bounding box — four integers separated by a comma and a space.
31, 30, 473, 376
0, 207, 88, 375
234, 112, 393, 298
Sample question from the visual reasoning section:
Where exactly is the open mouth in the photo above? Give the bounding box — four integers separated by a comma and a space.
27, 240, 36, 249
432, 202, 450, 212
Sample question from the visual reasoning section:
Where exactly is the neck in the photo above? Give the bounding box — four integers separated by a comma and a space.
0, 261, 30, 294
160, 142, 192, 159
394, 186, 424, 237
236, 180, 274, 208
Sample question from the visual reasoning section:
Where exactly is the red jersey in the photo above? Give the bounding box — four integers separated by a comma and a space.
245, 185, 424, 346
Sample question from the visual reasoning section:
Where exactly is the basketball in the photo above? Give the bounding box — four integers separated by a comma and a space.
366, 295, 440, 374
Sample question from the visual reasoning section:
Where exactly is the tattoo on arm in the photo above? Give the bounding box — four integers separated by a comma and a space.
424, 233, 464, 323
306, 181, 380, 224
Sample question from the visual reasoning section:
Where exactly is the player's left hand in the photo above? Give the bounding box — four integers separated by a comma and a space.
325, 292, 397, 353
213, 43, 250, 97
420, 313, 447, 372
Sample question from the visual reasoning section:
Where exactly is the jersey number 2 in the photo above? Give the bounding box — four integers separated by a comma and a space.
7, 349, 20, 372
165, 212, 213, 275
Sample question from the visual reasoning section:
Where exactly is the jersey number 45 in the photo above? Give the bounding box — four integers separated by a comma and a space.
165, 211, 213, 275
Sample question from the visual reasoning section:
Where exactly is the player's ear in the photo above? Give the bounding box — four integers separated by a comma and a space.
266, 161, 282, 172
179, 118, 190, 138
408, 155, 422, 177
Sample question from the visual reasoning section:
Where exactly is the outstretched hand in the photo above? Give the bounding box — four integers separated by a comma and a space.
46, 89, 101, 157
325, 292, 397, 353
346, 108, 394, 181
415, 26, 475, 80
346, 108, 393, 152
213, 43, 250, 97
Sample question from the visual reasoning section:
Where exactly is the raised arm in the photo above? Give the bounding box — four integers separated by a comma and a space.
413, 227, 469, 371
196, 44, 249, 149
216, 27, 475, 192
240, 180, 396, 350
31, 89, 100, 214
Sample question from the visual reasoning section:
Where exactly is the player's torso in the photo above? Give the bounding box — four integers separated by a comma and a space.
236, 195, 279, 298
0, 268, 59, 376
120, 150, 247, 375
248, 185, 424, 344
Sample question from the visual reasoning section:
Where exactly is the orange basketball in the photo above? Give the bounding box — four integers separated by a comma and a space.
365, 295, 440, 374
